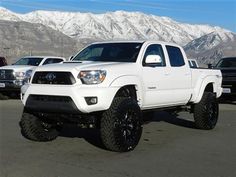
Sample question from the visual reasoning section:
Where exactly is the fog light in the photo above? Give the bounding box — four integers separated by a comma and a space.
85, 97, 97, 105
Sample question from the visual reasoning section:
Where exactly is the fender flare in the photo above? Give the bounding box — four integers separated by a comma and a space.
109, 75, 144, 106
192, 76, 218, 103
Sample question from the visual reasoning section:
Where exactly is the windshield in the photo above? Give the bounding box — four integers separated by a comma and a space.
216, 58, 236, 68
14, 57, 43, 66
72, 43, 143, 62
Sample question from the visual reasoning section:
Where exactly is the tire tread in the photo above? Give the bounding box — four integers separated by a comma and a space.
20, 112, 59, 141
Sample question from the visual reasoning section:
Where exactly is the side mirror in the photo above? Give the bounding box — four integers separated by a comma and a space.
69, 55, 74, 60
145, 55, 162, 64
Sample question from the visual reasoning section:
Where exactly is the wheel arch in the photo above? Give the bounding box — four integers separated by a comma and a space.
109, 76, 143, 106
115, 85, 137, 99
205, 83, 214, 93
193, 76, 218, 103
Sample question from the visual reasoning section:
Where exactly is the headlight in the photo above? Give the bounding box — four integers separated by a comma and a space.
14, 71, 25, 80
78, 70, 106, 84
25, 70, 33, 83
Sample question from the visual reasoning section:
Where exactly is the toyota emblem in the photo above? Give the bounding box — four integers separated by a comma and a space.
45, 73, 56, 81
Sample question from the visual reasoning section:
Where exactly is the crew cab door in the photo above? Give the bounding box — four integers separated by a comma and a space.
141, 44, 173, 107
164, 45, 192, 104
141, 44, 192, 108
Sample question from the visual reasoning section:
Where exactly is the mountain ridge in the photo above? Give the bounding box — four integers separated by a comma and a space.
0, 7, 232, 46
0, 7, 235, 64
184, 30, 236, 64
0, 20, 81, 63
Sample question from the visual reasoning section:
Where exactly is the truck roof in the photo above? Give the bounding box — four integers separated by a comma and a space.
21, 56, 65, 59
91, 40, 180, 47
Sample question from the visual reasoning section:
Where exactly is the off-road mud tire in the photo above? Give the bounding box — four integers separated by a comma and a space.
100, 97, 142, 152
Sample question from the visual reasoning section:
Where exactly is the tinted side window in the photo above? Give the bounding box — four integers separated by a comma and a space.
166, 46, 185, 67
143, 44, 166, 67
43, 58, 63, 65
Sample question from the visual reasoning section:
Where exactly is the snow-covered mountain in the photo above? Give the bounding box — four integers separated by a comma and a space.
0, 7, 232, 45
0, 7, 21, 21
184, 30, 236, 64
1, 7, 235, 64
0, 20, 81, 63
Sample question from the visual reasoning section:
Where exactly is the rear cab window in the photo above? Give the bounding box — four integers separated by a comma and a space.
166, 45, 185, 67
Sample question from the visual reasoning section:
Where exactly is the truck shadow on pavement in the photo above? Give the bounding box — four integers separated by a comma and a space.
0, 93, 20, 100
143, 111, 196, 129
59, 126, 106, 150
59, 111, 196, 150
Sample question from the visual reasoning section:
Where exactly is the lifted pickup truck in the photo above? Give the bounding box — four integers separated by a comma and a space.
20, 41, 222, 152
0, 56, 65, 96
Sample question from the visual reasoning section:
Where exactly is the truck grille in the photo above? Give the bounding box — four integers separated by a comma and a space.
222, 70, 236, 81
32, 72, 76, 85
223, 76, 236, 81
0, 69, 15, 80
29, 95, 72, 102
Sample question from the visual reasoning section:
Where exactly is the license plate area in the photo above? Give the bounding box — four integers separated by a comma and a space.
0, 83, 6, 88
223, 88, 231, 93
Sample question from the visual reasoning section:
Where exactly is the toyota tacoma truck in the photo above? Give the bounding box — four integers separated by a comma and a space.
0, 56, 65, 96
19, 41, 222, 152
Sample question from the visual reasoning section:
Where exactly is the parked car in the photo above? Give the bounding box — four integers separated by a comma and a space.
0, 56, 7, 67
20, 41, 222, 152
0, 56, 65, 96
215, 57, 236, 100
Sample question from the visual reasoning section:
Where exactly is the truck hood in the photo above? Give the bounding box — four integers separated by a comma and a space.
33, 61, 139, 86
0, 65, 35, 72
35, 61, 137, 73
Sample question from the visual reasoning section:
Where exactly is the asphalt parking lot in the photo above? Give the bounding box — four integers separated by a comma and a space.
0, 100, 235, 177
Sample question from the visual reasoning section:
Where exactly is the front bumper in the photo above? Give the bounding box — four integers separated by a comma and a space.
21, 84, 119, 114
25, 95, 81, 114
221, 80, 236, 100
0, 80, 24, 92
222, 80, 236, 94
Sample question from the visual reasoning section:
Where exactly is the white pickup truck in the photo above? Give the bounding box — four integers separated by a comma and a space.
20, 41, 222, 152
0, 56, 65, 96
